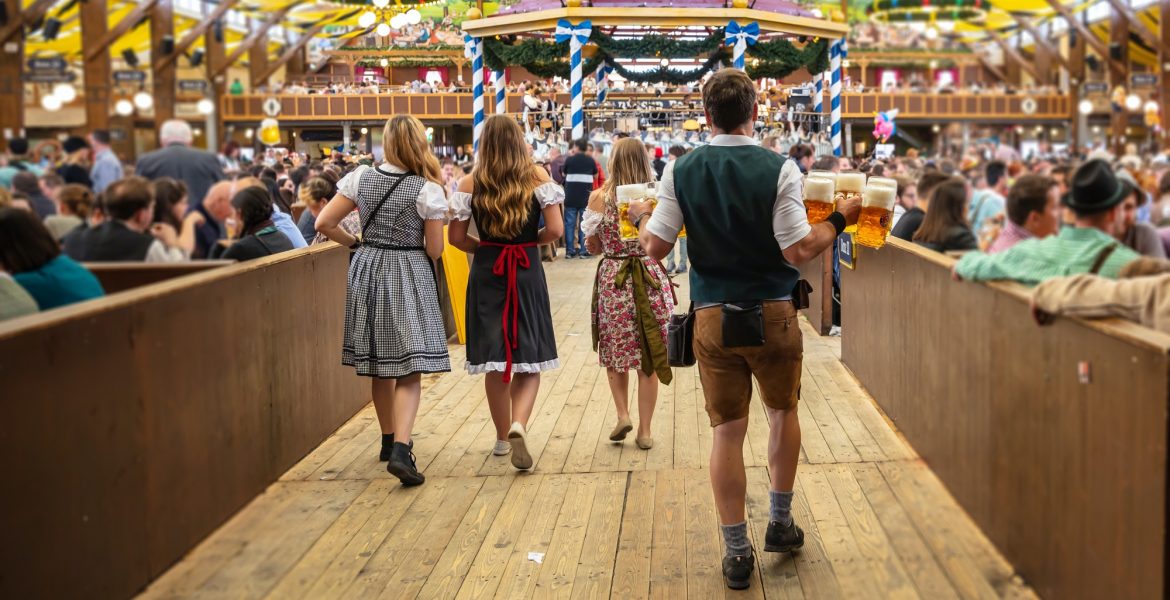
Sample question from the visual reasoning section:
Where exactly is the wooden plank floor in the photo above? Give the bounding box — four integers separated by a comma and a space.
139, 258, 1036, 600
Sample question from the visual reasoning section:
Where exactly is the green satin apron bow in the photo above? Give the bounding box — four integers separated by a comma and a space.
592, 256, 673, 385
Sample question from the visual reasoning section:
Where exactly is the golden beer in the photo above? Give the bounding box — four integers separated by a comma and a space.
835, 172, 866, 234
856, 184, 897, 249
617, 183, 655, 241
803, 176, 835, 224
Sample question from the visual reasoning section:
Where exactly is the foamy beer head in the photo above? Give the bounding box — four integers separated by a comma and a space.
808, 170, 836, 184
867, 176, 898, 191
862, 184, 897, 210
804, 177, 834, 202
617, 183, 649, 203
836, 171, 866, 193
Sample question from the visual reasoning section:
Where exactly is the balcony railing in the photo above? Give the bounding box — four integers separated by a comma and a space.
220, 92, 1071, 123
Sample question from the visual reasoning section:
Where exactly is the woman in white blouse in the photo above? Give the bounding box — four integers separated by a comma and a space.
315, 114, 451, 487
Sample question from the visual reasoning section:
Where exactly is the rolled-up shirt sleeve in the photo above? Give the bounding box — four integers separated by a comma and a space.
772, 160, 811, 250
645, 161, 683, 243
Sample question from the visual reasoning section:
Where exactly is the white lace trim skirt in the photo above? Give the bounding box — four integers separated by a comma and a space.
465, 359, 561, 375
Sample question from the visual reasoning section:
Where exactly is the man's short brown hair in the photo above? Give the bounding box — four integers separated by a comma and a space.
104, 176, 154, 221
1006, 174, 1056, 226
702, 69, 757, 131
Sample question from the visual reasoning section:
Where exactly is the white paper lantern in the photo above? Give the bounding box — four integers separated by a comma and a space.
1077, 99, 1094, 115
52, 82, 76, 103
358, 11, 377, 28
40, 94, 62, 111
389, 14, 405, 29
376, 22, 392, 37
406, 9, 421, 25
1125, 93, 1142, 112
197, 98, 215, 115
372, 0, 389, 7
1144, 100, 1160, 113
133, 91, 154, 110
115, 99, 134, 116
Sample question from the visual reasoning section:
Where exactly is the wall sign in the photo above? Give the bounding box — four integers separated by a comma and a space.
838, 232, 856, 270
113, 70, 146, 83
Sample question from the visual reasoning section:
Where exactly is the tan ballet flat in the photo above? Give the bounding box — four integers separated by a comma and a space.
609, 417, 633, 441
636, 436, 654, 450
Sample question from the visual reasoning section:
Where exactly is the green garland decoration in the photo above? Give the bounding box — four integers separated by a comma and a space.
482, 29, 829, 84
356, 59, 457, 68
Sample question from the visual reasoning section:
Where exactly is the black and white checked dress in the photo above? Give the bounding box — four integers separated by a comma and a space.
342, 165, 451, 378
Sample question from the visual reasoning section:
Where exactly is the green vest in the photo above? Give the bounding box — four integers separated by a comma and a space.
673, 144, 799, 303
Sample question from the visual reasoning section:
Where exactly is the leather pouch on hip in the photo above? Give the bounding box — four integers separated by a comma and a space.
721, 302, 765, 348
792, 279, 812, 310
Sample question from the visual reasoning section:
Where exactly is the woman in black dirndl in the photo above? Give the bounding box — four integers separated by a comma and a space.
315, 115, 450, 486
448, 115, 565, 471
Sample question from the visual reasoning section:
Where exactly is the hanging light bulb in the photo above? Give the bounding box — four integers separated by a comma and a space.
1125, 93, 1142, 112
115, 99, 135, 116
40, 94, 62, 111
372, 0, 389, 8
197, 98, 215, 115
376, 22, 392, 37
1144, 100, 1160, 113
1078, 99, 1094, 115
659, 58, 670, 67
923, 26, 939, 41
406, 9, 422, 25
380, 58, 389, 67
358, 11, 377, 28
244, 128, 254, 139
52, 82, 76, 103
133, 91, 154, 110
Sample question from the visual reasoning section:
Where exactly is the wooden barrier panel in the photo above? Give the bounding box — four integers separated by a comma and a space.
0, 244, 369, 600
840, 238, 1170, 599
798, 249, 834, 335
84, 260, 234, 294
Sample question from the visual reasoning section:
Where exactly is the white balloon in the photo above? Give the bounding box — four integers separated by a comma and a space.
376, 22, 391, 37
40, 94, 62, 111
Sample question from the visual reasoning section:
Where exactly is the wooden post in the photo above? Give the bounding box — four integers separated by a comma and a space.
0, 0, 24, 149
1069, 18, 1086, 150
206, 18, 227, 146
151, 0, 176, 126
80, 0, 111, 132
1111, 7, 1128, 155
248, 19, 269, 91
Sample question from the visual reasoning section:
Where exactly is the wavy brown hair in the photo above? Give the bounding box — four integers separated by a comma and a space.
600, 138, 654, 204
472, 115, 543, 239
383, 114, 443, 188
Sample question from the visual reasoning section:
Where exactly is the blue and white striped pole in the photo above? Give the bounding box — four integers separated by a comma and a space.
830, 39, 845, 157
555, 19, 591, 141
596, 64, 612, 104
725, 21, 759, 70
471, 37, 485, 150
813, 71, 824, 133
493, 70, 506, 115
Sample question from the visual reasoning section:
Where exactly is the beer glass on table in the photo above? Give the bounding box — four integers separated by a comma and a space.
617, 183, 655, 242
856, 184, 897, 249
803, 177, 835, 224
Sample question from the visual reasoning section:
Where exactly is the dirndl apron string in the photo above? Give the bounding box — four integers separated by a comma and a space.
480, 241, 537, 383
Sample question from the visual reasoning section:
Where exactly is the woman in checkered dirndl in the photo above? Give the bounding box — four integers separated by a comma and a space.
448, 115, 565, 472
315, 115, 450, 488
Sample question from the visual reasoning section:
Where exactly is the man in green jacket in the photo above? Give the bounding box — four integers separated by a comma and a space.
955, 159, 1140, 285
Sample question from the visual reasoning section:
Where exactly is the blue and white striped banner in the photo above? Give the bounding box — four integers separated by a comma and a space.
493, 70, 506, 115
725, 21, 759, 71
596, 64, 612, 104
830, 39, 846, 157
555, 19, 591, 140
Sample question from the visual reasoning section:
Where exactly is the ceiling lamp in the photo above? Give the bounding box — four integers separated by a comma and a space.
659, 58, 670, 67
379, 58, 389, 67
197, 98, 215, 115
133, 91, 154, 110
372, 0, 389, 7
376, 22, 391, 37
52, 82, 76, 103
923, 26, 939, 41
358, 11, 376, 28
40, 94, 62, 111
1125, 93, 1142, 112
1077, 99, 1093, 115
115, 99, 134, 116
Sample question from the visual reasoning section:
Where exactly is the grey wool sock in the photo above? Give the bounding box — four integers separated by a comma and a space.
720, 521, 752, 558
770, 490, 794, 527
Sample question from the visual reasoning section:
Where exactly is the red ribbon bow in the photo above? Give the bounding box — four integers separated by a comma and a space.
481, 242, 536, 383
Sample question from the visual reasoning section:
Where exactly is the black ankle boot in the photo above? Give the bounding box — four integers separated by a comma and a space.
379, 434, 394, 461
387, 441, 425, 486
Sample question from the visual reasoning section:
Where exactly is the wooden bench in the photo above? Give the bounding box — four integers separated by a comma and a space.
0, 244, 367, 599
840, 237, 1170, 599
84, 260, 234, 294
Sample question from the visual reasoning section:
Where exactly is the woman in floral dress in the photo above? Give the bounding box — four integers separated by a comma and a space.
583, 137, 675, 450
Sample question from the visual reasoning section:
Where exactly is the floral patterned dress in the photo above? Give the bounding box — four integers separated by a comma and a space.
590, 198, 675, 382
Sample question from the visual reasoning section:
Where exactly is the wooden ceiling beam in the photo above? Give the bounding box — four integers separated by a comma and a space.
1102, 0, 1160, 48
1044, 0, 1125, 75
155, 0, 241, 71
987, 32, 1041, 81
254, 22, 326, 84
1011, 14, 1071, 72
84, 0, 161, 62
0, 0, 56, 45
211, 4, 293, 79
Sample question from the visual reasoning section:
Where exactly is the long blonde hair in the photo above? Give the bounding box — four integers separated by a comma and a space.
383, 114, 443, 188
472, 115, 543, 239
601, 138, 654, 203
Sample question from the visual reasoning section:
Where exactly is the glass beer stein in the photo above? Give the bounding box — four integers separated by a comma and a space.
856, 184, 897, 249
835, 171, 866, 233
617, 182, 655, 241
803, 176, 835, 224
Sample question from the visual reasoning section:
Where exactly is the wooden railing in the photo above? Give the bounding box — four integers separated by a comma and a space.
0, 244, 368, 599
221, 91, 1071, 123
84, 260, 234, 294
839, 237, 1170, 599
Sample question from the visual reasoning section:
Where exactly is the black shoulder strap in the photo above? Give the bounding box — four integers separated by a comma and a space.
1088, 243, 1118, 275
361, 172, 413, 238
